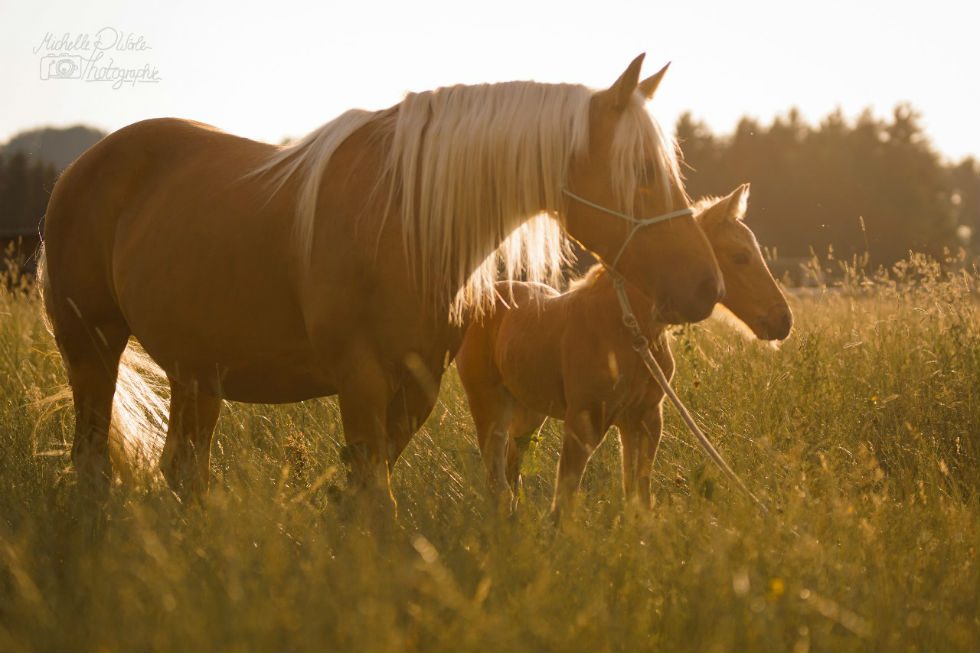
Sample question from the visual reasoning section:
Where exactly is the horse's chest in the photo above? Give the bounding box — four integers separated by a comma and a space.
602, 350, 653, 411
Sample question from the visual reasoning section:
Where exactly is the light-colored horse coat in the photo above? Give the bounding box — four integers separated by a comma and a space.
455, 185, 792, 512
41, 55, 724, 502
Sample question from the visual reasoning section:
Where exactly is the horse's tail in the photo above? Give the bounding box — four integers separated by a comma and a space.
37, 244, 169, 476
110, 346, 170, 470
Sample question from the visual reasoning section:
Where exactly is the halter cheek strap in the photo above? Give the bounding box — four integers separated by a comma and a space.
561, 188, 695, 267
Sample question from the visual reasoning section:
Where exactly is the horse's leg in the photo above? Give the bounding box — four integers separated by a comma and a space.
465, 381, 516, 505
66, 333, 130, 494
50, 299, 130, 495
336, 350, 395, 506
633, 405, 664, 509
385, 373, 442, 463
506, 411, 545, 502
550, 409, 604, 519
159, 378, 222, 500
619, 420, 640, 504
483, 390, 515, 507
618, 402, 664, 510
620, 335, 673, 508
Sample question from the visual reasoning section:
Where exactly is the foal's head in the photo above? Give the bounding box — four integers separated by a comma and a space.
563, 55, 723, 324
698, 185, 793, 341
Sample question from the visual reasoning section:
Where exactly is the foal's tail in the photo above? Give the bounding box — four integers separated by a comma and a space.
37, 245, 169, 475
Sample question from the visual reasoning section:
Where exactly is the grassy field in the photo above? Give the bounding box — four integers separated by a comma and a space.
1, 256, 978, 652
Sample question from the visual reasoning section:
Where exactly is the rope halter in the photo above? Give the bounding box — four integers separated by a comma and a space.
561, 188, 695, 268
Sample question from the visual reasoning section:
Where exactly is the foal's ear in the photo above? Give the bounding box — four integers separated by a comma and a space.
701, 184, 751, 226
723, 183, 751, 222
637, 62, 670, 101
600, 53, 646, 109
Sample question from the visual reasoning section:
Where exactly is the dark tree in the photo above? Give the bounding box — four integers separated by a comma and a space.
676, 104, 974, 270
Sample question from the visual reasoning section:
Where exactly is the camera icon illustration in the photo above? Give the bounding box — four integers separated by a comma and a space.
40, 54, 83, 80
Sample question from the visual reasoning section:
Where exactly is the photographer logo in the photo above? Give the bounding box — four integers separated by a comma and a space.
34, 27, 162, 89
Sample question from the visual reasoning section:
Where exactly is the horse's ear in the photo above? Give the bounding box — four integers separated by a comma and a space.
599, 53, 646, 109
728, 183, 750, 222
637, 62, 670, 101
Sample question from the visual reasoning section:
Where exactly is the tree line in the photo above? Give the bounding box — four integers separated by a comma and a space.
676, 104, 980, 269
0, 152, 57, 236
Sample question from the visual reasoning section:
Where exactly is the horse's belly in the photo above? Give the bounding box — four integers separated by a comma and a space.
122, 290, 333, 402
209, 365, 335, 403
129, 324, 333, 402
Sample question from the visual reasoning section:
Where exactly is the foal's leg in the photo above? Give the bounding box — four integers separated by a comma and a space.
551, 409, 605, 519
468, 383, 516, 506
620, 335, 673, 509
483, 390, 515, 506
618, 402, 664, 510
160, 378, 222, 500
506, 410, 546, 502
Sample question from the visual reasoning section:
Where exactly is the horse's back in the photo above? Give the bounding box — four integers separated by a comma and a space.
44, 116, 286, 307
45, 117, 269, 247
41, 120, 215, 322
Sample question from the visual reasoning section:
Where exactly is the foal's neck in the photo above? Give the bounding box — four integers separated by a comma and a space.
571, 266, 662, 337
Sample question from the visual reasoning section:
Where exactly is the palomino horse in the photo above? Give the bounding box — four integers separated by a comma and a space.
41, 54, 724, 503
455, 185, 792, 513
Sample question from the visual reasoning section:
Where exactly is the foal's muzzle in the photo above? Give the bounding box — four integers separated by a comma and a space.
761, 306, 793, 340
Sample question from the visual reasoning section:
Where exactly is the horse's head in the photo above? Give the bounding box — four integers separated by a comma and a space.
698, 185, 793, 340
564, 54, 723, 323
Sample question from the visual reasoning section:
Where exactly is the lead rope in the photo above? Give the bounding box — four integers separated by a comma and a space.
611, 274, 770, 515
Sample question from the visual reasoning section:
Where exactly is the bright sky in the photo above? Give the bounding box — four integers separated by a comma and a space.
2, 0, 978, 161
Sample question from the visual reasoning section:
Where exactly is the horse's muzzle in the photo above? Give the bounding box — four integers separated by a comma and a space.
660, 275, 724, 324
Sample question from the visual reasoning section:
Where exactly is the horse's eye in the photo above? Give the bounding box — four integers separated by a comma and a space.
732, 251, 751, 265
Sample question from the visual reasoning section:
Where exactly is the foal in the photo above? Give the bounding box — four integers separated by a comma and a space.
456, 184, 792, 513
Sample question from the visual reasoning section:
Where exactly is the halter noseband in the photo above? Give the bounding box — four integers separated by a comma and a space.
561, 188, 695, 268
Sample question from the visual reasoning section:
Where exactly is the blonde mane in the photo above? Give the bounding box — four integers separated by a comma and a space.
252, 81, 683, 320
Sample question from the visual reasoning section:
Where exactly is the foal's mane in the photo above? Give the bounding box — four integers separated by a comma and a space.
692, 195, 723, 214
568, 263, 608, 292
251, 81, 683, 320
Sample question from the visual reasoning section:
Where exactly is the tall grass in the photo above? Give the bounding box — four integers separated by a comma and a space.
1, 255, 977, 652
